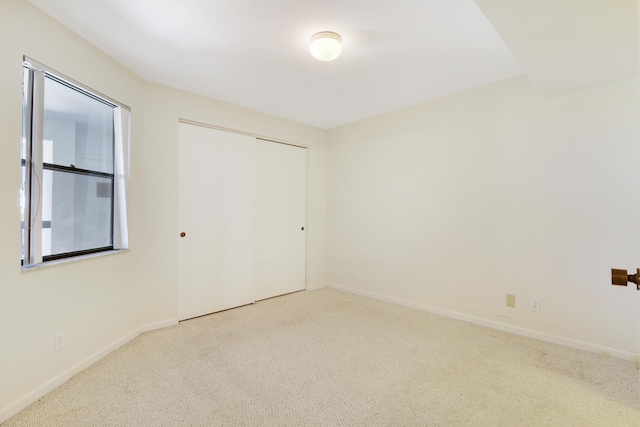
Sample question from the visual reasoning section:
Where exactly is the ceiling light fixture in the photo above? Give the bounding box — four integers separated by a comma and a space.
310, 31, 342, 61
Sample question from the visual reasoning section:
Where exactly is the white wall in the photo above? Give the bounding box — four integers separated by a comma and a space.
327, 75, 640, 358
0, 0, 148, 418
0, 0, 327, 421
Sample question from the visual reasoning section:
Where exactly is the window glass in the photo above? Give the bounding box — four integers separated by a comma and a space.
43, 171, 113, 256
43, 76, 114, 174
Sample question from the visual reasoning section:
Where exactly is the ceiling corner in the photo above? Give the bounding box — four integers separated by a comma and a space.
474, 0, 639, 96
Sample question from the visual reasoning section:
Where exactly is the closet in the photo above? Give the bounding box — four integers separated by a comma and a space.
177, 122, 306, 321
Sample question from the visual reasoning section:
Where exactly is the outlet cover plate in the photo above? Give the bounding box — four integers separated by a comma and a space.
55, 331, 65, 352
530, 298, 540, 313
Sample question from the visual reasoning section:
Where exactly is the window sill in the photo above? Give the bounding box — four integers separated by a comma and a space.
21, 249, 129, 272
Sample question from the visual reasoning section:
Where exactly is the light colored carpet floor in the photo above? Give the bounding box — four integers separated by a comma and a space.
3, 288, 639, 426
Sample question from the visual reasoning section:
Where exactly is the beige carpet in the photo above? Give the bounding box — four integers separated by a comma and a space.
3, 288, 639, 426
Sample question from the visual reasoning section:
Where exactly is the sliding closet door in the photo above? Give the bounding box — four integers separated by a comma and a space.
255, 139, 307, 301
177, 123, 256, 320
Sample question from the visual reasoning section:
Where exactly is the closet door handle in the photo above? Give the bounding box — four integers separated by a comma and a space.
301, 227, 304, 231
180, 232, 186, 238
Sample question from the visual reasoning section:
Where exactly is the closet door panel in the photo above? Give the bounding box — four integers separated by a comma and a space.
177, 123, 256, 320
255, 140, 307, 301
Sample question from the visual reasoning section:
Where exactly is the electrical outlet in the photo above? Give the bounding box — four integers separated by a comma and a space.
55, 331, 65, 352
530, 298, 540, 313
506, 294, 516, 308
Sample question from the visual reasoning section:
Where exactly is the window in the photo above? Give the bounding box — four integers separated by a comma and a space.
21, 57, 130, 266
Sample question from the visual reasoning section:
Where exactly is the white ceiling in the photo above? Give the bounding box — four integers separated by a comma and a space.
27, 0, 638, 129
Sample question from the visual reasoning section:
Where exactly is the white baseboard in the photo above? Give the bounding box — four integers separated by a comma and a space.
305, 282, 328, 291
0, 318, 178, 424
325, 283, 639, 363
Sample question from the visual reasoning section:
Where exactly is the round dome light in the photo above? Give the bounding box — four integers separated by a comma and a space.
310, 31, 342, 61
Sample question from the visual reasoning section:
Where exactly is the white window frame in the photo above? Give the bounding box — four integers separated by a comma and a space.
21, 57, 130, 267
